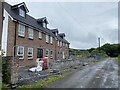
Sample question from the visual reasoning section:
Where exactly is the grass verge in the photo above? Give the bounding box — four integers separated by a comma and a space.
18, 71, 71, 88
115, 56, 120, 63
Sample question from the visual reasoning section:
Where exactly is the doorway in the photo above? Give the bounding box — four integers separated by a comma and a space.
37, 48, 43, 58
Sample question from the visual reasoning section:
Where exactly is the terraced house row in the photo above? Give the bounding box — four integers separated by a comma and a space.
1, 2, 70, 66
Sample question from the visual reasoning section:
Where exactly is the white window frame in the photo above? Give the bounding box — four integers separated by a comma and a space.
66, 44, 68, 47
63, 42, 64, 46
58, 40, 59, 46
45, 49, 49, 57
43, 22, 46, 28
17, 46, 24, 59
50, 36, 53, 44
55, 32, 57, 36
28, 28, 33, 39
38, 32, 42, 39
19, 9, 25, 17
50, 50, 53, 58
60, 41, 62, 47
18, 24, 25, 37
46, 34, 49, 43
28, 47, 33, 59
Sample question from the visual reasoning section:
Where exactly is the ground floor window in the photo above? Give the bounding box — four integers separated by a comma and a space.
17, 46, 24, 59
45, 49, 49, 57
28, 47, 33, 59
50, 50, 53, 59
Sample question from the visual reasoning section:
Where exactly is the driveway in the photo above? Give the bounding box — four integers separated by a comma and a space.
48, 58, 119, 88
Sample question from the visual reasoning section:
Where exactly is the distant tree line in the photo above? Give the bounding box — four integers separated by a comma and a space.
69, 43, 120, 58
88, 43, 120, 57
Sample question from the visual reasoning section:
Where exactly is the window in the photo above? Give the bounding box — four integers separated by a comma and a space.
43, 22, 46, 28
63, 43, 64, 46
28, 28, 33, 39
55, 33, 57, 36
17, 46, 24, 59
19, 9, 25, 17
38, 32, 42, 39
45, 49, 49, 57
50, 50, 53, 55
50, 36, 53, 44
60, 41, 62, 47
58, 41, 59, 46
18, 24, 25, 37
50, 50, 53, 58
66, 44, 68, 47
28, 47, 33, 59
46, 34, 49, 43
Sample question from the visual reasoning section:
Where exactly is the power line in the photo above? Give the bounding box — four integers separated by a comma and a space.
56, 1, 82, 27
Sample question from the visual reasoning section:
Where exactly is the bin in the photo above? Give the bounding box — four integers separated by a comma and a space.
41, 58, 48, 70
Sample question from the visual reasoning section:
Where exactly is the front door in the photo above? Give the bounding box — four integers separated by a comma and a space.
37, 48, 43, 58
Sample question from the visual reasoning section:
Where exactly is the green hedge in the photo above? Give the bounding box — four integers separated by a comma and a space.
2, 57, 10, 83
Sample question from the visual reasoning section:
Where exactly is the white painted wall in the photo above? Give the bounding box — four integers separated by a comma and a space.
1, 9, 9, 56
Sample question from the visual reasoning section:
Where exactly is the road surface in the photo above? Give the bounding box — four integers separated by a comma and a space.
48, 58, 119, 88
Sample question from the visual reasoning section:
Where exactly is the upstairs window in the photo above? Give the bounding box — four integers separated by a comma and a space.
60, 41, 62, 47
28, 28, 33, 39
58, 41, 59, 46
28, 47, 33, 59
46, 34, 49, 43
18, 24, 25, 37
38, 32, 42, 39
63, 43, 64, 46
19, 9, 25, 17
56, 33, 57, 36
17, 46, 24, 59
66, 44, 68, 47
50, 36, 53, 44
43, 22, 46, 28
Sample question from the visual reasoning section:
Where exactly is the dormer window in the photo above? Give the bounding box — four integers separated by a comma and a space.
56, 32, 58, 36
11, 2, 29, 18
19, 9, 25, 17
43, 22, 46, 28
37, 17, 48, 28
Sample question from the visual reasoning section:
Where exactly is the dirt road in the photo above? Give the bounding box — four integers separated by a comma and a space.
48, 58, 119, 88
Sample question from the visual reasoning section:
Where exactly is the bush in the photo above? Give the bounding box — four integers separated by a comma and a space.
2, 57, 10, 83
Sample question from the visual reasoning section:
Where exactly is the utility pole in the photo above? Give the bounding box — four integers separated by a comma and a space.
98, 37, 101, 60
98, 37, 100, 53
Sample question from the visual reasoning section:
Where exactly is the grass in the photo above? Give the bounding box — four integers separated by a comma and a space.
18, 71, 71, 88
115, 56, 120, 63
0, 83, 9, 89
2, 71, 72, 89
0, 83, 1, 89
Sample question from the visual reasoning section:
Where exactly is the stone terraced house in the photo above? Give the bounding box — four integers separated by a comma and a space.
1, 2, 70, 66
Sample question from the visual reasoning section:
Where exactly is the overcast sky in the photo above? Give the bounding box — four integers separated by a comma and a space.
5, 0, 118, 49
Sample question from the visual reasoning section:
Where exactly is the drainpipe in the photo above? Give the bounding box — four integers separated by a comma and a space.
13, 22, 17, 57
55, 37, 57, 60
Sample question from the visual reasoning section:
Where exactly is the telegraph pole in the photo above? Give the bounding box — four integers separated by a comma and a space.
98, 37, 100, 53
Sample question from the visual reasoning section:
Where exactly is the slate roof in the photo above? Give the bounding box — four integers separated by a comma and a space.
37, 17, 49, 24
4, 2, 70, 44
11, 2, 29, 13
50, 29, 58, 33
